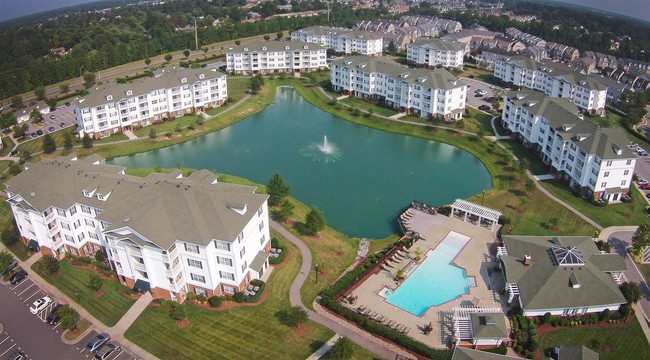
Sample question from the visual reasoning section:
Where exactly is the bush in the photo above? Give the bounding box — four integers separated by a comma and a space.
620, 303, 631, 317
95, 249, 105, 262
515, 345, 523, 353
169, 305, 186, 320
276, 306, 308, 328
234, 292, 245, 303
209, 296, 222, 308
42, 255, 60, 274
87, 274, 103, 291
542, 312, 552, 324
245, 280, 266, 303
196, 295, 207, 303
600, 308, 611, 321
79, 257, 92, 264
610, 312, 622, 320
59, 304, 80, 330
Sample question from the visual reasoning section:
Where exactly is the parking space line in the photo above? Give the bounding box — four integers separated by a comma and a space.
0, 336, 9, 345
16, 283, 35, 297
10, 280, 32, 291
23, 289, 44, 303
0, 343, 16, 357
52, 323, 61, 330
112, 348, 125, 359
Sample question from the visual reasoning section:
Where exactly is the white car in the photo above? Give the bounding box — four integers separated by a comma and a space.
638, 179, 649, 186
30, 296, 52, 314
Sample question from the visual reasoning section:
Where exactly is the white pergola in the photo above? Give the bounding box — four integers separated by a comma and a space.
450, 199, 502, 231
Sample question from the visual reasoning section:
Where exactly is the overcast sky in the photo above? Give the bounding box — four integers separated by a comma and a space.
0, 0, 648, 23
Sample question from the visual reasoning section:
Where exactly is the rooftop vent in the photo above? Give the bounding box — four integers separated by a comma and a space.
523, 255, 532, 266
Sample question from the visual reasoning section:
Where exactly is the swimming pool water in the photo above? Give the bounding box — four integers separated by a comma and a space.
386, 231, 472, 316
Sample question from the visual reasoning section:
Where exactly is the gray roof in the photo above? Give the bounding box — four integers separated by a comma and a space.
332, 56, 464, 90
250, 250, 269, 271
500, 56, 607, 91
227, 40, 326, 54
504, 89, 635, 160
558, 345, 599, 360
470, 313, 508, 340
5, 156, 268, 250
292, 26, 383, 40
409, 37, 465, 52
76, 68, 226, 109
500, 236, 626, 312
452, 347, 519, 360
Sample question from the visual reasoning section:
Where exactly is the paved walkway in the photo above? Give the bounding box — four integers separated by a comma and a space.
270, 221, 401, 360
0, 243, 157, 359
389, 113, 406, 120
123, 130, 138, 140
490, 116, 509, 140
112, 292, 153, 334
533, 174, 555, 181
305, 334, 340, 360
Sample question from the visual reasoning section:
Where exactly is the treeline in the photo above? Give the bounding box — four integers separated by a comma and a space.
0, 0, 380, 101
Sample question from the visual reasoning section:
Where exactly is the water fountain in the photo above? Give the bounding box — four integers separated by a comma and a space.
317, 135, 333, 154
300, 135, 342, 162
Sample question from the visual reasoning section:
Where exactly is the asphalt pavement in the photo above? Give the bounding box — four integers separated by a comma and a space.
460, 77, 502, 110
607, 231, 650, 319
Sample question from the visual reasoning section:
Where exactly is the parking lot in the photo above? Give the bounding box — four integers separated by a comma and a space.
460, 77, 501, 111
15, 103, 76, 141
2, 269, 140, 360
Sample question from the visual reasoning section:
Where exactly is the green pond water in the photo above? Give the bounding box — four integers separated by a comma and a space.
108, 86, 492, 238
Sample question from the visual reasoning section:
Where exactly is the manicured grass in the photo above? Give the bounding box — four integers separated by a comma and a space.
134, 115, 201, 137
1, 136, 16, 156
227, 76, 252, 102
583, 111, 623, 128
0, 202, 31, 261
339, 97, 398, 117
639, 263, 650, 284
459, 65, 496, 83
94, 133, 129, 144
0, 160, 11, 174
500, 140, 549, 175
16, 128, 74, 155
32, 260, 135, 326
63, 318, 92, 341
124, 236, 334, 360
540, 317, 650, 360
540, 180, 648, 228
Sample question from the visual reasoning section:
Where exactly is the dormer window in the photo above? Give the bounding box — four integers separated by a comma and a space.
243, 48, 248, 51
303, 45, 308, 49
198, 74, 205, 79
262, 47, 267, 51
284, 45, 290, 50
181, 77, 187, 83
106, 95, 113, 101
126, 90, 133, 96
83, 190, 91, 197
97, 194, 105, 201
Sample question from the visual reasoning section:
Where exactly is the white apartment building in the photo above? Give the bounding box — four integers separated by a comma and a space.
494, 56, 608, 115
290, 26, 383, 56
225, 40, 327, 75
502, 90, 636, 201
75, 68, 227, 139
331, 56, 466, 120
5, 155, 271, 303
407, 38, 465, 69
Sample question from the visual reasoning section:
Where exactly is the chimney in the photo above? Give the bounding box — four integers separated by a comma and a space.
523, 255, 532, 266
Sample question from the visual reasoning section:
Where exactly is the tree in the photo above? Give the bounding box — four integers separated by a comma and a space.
250, 76, 262, 94
0, 113, 17, 130
387, 40, 397, 54
202, 47, 208, 54
46, 98, 58, 111
414, 247, 422, 262
183, 49, 191, 58
631, 223, 650, 255
83, 72, 96, 88
276, 306, 307, 328
59, 82, 70, 94
0, 250, 13, 275
1, 223, 20, 246
164, 54, 173, 62
323, 337, 354, 360
277, 199, 294, 222
42, 134, 56, 153
63, 131, 74, 150
619, 282, 641, 304
19, 150, 31, 164
59, 305, 80, 330
29, 108, 42, 122
145, 58, 151, 66
11, 95, 24, 109
42, 255, 60, 274
8, 162, 22, 175
267, 172, 290, 206
13, 123, 28, 138
518, 158, 528, 179
82, 133, 93, 148
88, 274, 103, 291
235, 40, 241, 46
169, 304, 186, 320
149, 127, 157, 139
394, 268, 405, 282
95, 249, 105, 262
34, 86, 46, 100
264, 35, 271, 41
276, 32, 284, 40
304, 207, 325, 236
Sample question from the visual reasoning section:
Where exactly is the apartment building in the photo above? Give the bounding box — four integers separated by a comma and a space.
225, 40, 327, 75
406, 38, 465, 69
331, 56, 466, 120
75, 68, 227, 139
494, 56, 608, 115
290, 26, 383, 56
5, 155, 271, 303
502, 90, 636, 201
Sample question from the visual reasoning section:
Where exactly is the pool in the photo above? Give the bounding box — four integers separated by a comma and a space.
384, 231, 473, 316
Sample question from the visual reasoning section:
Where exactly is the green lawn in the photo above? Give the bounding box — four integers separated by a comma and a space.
459, 65, 497, 83
94, 133, 129, 144
16, 128, 74, 155
1, 136, 16, 156
125, 236, 335, 360
500, 140, 549, 175
540, 317, 650, 360
134, 115, 201, 137
339, 97, 398, 117
540, 180, 648, 228
0, 202, 31, 261
227, 76, 252, 102
638, 263, 650, 284
31, 260, 135, 326
583, 111, 623, 128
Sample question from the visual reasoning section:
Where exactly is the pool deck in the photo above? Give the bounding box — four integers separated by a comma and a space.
345, 211, 509, 349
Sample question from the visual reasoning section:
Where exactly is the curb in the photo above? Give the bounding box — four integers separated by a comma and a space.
61, 324, 95, 345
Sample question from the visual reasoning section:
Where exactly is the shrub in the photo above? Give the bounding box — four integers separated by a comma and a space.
186, 293, 198, 301
515, 345, 523, 353
542, 312, 552, 324
87, 274, 103, 291
620, 303, 631, 317
196, 295, 207, 303
79, 257, 92, 264
234, 292, 245, 303
59, 304, 80, 330
95, 249, 105, 262
169, 305, 186, 321
610, 312, 622, 320
530, 338, 539, 352
42, 255, 60, 274
600, 309, 611, 321
276, 306, 308, 328
209, 296, 222, 308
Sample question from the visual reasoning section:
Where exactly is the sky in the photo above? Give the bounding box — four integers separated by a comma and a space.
0, 0, 648, 23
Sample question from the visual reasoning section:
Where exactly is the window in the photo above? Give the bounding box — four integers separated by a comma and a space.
626, 160, 632, 165
69, 206, 77, 215
219, 271, 235, 281
260, 235, 266, 245
217, 256, 233, 266
258, 207, 263, 216
601, 182, 607, 188
56, 209, 65, 216
624, 170, 629, 176
604, 171, 609, 177
73, 220, 81, 229
241, 261, 247, 273
184, 243, 200, 254
621, 180, 627, 186
187, 259, 203, 269
88, 232, 99, 240
259, 221, 264, 231
77, 233, 85, 242
61, 222, 71, 230
81, 205, 92, 214
190, 273, 205, 283
222, 284, 236, 294
194, 287, 208, 296
65, 234, 74, 242
214, 240, 231, 251
85, 219, 95, 227
240, 247, 246, 258
606, 161, 612, 166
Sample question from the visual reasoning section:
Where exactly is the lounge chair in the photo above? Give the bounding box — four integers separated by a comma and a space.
357, 305, 367, 313
254, 286, 260, 292
385, 320, 395, 327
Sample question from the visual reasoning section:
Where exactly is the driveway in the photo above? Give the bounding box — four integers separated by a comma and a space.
607, 231, 650, 319
460, 77, 501, 110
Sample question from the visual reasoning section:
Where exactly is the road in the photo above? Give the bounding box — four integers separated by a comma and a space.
607, 231, 650, 319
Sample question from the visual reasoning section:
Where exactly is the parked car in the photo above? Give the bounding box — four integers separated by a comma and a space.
48, 126, 55, 132
646, 193, 650, 199
30, 133, 37, 139
638, 178, 649, 186
7, 351, 25, 360
474, 93, 483, 97
60, 122, 66, 128
640, 184, 650, 190
36, 130, 43, 136
65, 102, 71, 107
46, 303, 64, 325
94, 344, 116, 360
30, 296, 52, 314
85, 333, 110, 353
49, 114, 56, 120
2, 258, 18, 276
478, 105, 491, 111
10, 270, 27, 285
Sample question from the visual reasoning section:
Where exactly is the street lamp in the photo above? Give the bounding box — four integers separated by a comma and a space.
315, 264, 320, 284
481, 190, 486, 206
79, 65, 84, 78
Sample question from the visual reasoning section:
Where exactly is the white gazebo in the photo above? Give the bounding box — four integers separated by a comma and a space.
450, 199, 501, 231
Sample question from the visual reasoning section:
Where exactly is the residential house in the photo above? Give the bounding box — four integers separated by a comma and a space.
5, 155, 272, 303
501, 90, 636, 200
407, 38, 465, 69
399, 15, 463, 33
504, 27, 546, 47
74, 68, 227, 139
291, 26, 383, 56
572, 58, 597, 74
226, 40, 327, 75
442, 29, 502, 54
546, 42, 580, 62
590, 75, 630, 104
330, 56, 467, 120
521, 45, 547, 62
477, 49, 511, 70
498, 235, 627, 316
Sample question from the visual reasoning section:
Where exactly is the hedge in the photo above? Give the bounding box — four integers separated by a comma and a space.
244, 279, 266, 303
269, 237, 287, 265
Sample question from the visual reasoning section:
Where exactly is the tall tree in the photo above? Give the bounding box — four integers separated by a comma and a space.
59, 82, 70, 94
183, 49, 191, 58
82, 133, 93, 148
164, 54, 173, 62
304, 207, 325, 236
83, 72, 96, 88
631, 223, 650, 255
619, 282, 641, 304
63, 131, 74, 150
324, 337, 354, 360
11, 95, 24, 109
34, 86, 46, 100
145, 58, 151, 66
277, 199, 294, 222
276, 32, 284, 40
0, 250, 13, 275
59, 305, 80, 331
267, 172, 290, 206
42, 134, 56, 153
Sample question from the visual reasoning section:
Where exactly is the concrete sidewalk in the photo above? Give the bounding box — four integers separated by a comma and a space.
305, 334, 340, 360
